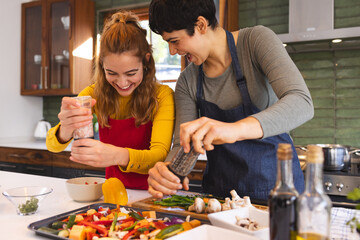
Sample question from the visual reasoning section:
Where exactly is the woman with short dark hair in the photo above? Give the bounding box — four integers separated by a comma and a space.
147, 0, 313, 200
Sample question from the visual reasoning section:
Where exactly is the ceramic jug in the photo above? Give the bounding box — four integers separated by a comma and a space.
34, 120, 51, 140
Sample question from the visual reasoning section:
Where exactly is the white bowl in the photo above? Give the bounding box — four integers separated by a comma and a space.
169, 224, 260, 240
65, 177, 105, 202
208, 207, 269, 240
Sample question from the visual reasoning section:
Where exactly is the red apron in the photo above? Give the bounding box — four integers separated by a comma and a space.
99, 117, 152, 190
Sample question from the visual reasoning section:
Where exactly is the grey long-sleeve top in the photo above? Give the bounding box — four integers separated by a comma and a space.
166, 25, 314, 161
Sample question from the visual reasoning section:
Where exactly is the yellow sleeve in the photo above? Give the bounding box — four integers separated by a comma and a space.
121, 85, 175, 174
46, 85, 96, 153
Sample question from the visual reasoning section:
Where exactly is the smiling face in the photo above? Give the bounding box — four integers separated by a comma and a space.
162, 29, 209, 66
103, 51, 144, 97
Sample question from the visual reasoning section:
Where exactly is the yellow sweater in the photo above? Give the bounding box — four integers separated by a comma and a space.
46, 84, 175, 175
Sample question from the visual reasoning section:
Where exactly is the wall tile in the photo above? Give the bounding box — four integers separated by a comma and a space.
291, 127, 335, 138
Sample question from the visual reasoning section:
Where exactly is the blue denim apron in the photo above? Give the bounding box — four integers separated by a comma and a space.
197, 30, 304, 200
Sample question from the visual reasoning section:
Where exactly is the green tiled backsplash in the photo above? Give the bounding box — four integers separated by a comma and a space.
289, 48, 360, 147
43, 0, 360, 148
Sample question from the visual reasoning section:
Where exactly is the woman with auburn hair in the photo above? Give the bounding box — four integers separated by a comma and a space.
46, 10, 175, 190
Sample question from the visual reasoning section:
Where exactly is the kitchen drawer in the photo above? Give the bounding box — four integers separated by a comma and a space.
22, 164, 52, 177
0, 147, 52, 166
188, 180, 203, 192
0, 161, 24, 173
187, 160, 207, 181
52, 167, 105, 179
52, 167, 85, 179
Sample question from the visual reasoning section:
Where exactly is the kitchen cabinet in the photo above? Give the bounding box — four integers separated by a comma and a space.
187, 159, 207, 192
0, 146, 207, 184
0, 147, 105, 179
21, 0, 94, 96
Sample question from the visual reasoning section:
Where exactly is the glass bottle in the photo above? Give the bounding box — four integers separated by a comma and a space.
297, 145, 332, 240
269, 143, 298, 240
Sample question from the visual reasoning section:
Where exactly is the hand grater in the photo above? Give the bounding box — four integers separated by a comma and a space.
168, 143, 200, 182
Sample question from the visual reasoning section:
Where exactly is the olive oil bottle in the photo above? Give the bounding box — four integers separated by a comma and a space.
297, 145, 332, 240
269, 143, 298, 240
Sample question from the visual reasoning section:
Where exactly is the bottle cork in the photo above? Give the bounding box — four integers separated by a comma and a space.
306, 145, 324, 164
277, 143, 293, 160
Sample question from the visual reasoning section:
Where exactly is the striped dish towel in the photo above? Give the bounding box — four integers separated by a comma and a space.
331, 207, 360, 240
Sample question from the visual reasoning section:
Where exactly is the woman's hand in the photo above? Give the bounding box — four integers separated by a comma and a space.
180, 116, 263, 154
57, 97, 96, 143
147, 162, 189, 198
70, 139, 129, 168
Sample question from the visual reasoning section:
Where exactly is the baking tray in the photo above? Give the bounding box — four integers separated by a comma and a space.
28, 203, 210, 240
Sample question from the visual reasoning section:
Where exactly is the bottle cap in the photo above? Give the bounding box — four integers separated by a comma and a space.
277, 143, 293, 160
306, 145, 324, 163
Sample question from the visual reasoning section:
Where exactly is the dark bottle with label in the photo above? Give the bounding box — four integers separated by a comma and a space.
269, 143, 298, 240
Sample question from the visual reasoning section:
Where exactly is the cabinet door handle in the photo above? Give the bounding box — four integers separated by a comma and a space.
188, 183, 202, 188
25, 166, 45, 171
44, 66, 48, 89
0, 163, 17, 168
191, 169, 203, 173
83, 172, 105, 178
7, 153, 31, 159
40, 66, 43, 89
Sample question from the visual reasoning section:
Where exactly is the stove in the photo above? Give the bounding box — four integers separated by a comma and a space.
323, 158, 360, 208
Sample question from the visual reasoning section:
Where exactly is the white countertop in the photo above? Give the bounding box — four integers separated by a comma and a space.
0, 170, 151, 239
0, 136, 71, 151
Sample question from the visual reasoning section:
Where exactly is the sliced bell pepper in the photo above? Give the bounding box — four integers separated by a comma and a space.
78, 221, 108, 236
123, 229, 137, 240
92, 220, 113, 225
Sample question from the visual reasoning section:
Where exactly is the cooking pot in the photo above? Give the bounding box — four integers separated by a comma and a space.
297, 144, 360, 171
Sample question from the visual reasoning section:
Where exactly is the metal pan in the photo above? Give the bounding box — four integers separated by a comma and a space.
296, 144, 360, 171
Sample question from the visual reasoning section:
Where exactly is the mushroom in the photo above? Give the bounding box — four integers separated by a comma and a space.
221, 197, 231, 211
235, 216, 250, 228
188, 197, 206, 213
230, 189, 242, 202
205, 198, 222, 213
243, 196, 252, 207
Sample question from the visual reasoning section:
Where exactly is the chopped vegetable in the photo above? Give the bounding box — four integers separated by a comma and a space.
142, 210, 156, 219
155, 224, 184, 239
78, 221, 108, 236
123, 221, 138, 231
51, 221, 65, 230
18, 197, 39, 214
128, 211, 144, 220
38, 227, 60, 234
109, 212, 118, 234
69, 225, 86, 240
58, 229, 69, 238
41, 206, 202, 239
67, 215, 76, 229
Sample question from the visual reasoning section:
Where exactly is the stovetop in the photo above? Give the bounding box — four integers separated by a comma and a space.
323, 162, 360, 197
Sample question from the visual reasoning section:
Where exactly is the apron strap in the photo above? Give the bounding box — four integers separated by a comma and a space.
225, 30, 252, 107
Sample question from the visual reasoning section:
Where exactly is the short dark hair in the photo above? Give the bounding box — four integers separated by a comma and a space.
149, 0, 218, 36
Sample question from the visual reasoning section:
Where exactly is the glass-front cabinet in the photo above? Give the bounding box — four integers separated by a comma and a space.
21, 0, 94, 96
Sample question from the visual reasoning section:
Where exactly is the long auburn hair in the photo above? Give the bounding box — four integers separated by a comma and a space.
93, 10, 158, 128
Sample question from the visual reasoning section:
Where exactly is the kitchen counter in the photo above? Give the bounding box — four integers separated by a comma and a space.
0, 136, 72, 151
0, 170, 151, 239
1, 170, 359, 239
